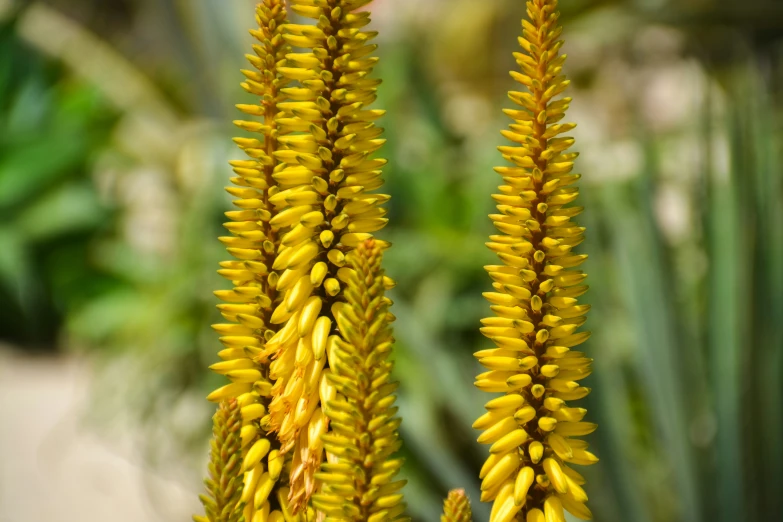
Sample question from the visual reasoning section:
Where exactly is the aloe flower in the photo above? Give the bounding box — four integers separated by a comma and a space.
260, 0, 390, 511
204, 2, 296, 522
312, 239, 406, 521
441, 489, 473, 522
202, 0, 390, 515
473, 1, 597, 521
194, 400, 244, 522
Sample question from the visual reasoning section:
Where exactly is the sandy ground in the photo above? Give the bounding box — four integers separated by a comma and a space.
0, 348, 201, 522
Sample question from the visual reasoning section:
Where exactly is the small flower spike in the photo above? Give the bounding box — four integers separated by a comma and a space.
441, 489, 473, 522
312, 239, 407, 522
194, 400, 245, 522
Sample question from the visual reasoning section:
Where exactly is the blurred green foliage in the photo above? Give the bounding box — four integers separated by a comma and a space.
1, 1, 783, 521
0, 11, 118, 347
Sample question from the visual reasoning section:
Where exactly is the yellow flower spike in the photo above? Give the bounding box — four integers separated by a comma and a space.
261, 0, 391, 512
474, 1, 596, 520
441, 489, 473, 522
313, 240, 407, 522
202, 2, 302, 521
194, 400, 245, 522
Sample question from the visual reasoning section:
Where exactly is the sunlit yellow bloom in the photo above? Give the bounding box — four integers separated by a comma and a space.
311, 239, 405, 522
441, 489, 473, 522
260, 0, 390, 512
205, 2, 298, 522
474, 1, 596, 521
194, 400, 244, 522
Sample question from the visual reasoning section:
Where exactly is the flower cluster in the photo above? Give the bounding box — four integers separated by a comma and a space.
195, 1, 598, 521
473, 1, 597, 521
204, 2, 295, 521
261, 0, 389, 511
200, 0, 394, 518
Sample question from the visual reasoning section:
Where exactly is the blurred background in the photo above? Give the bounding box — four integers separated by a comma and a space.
1, 0, 782, 521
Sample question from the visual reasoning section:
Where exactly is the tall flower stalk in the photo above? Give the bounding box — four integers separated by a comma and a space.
201, 0, 392, 515
312, 239, 406, 522
473, 1, 597, 521
204, 2, 295, 522
260, 0, 389, 511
